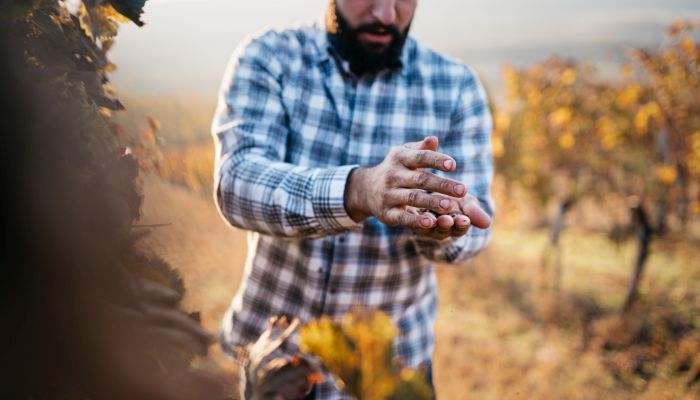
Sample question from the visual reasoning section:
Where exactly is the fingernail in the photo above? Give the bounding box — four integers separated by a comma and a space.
440, 199, 451, 209
443, 159, 454, 170
421, 218, 433, 227
455, 184, 466, 196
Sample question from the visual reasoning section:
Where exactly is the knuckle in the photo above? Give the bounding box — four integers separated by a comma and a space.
396, 213, 410, 228
415, 172, 430, 187
440, 180, 452, 193
381, 191, 392, 205
431, 196, 442, 211
385, 168, 396, 181
407, 190, 419, 205
415, 151, 427, 165
380, 173, 393, 188
387, 147, 399, 161
378, 209, 390, 223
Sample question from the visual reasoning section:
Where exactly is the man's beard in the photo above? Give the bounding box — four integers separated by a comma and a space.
327, 1, 411, 77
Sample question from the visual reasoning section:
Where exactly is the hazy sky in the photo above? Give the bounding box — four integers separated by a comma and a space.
109, 0, 700, 96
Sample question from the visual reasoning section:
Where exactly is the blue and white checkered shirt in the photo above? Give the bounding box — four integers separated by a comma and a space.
212, 22, 494, 399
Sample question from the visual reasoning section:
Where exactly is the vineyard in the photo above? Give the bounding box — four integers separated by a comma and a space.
136, 16, 700, 399
1, 0, 699, 399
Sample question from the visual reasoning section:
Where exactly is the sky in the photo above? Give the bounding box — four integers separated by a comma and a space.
108, 0, 700, 97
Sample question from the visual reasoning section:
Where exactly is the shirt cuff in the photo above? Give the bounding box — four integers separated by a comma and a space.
312, 165, 362, 233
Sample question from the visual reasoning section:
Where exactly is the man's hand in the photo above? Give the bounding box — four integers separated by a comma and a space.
407, 193, 492, 240
344, 136, 489, 238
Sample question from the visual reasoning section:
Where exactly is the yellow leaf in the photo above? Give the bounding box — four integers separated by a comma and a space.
299, 316, 359, 385
597, 117, 619, 150
635, 109, 649, 134
691, 131, 700, 152
97, 3, 132, 24
561, 69, 577, 86
616, 85, 641, 109
601, 132, 619, 150
494, 112, 511, 132
635, 102, 662, 134
655, 164, 678, 184
688, 153, 700, 175
388, 369, 433, 400
342, 310, 397, 399
691, 201, 700, 215
522, 155, 538, 171
681, 36, 695, 55
299, 309, 428, 400
502, 66, 520, 104
525, 87, 542, 105
549, 107, 572, 129
644, 102, 662, 119
492, 136, 505, 158
558, 131, 575, 149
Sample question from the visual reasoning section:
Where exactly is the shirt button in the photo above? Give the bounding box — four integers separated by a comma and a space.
338, 237, 345, 243
352, 130, 360, 138
330, 287, 338, 294
318, 267, 323, 273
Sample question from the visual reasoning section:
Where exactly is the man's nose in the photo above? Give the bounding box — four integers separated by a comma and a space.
371, 0, 397, 26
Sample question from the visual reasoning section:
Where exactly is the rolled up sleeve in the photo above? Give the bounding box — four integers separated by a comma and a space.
212, 33, 360, 238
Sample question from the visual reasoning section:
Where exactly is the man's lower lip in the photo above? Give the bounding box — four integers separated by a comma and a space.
359, 32, 392, 43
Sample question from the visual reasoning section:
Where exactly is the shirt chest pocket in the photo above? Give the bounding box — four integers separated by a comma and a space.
281, 82, 349, 167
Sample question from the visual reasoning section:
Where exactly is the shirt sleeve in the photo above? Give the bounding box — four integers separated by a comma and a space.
410, 66, 495, 263
211, 33, 361, 238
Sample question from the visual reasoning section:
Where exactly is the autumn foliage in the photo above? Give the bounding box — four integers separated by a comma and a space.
494, 19, 700, 227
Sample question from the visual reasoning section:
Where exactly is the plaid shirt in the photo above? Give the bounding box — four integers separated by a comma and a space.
212, 22, 494, 399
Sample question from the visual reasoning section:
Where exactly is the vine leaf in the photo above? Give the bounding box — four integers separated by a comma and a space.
299, 309, 432, 400
245, 316, 322, 400
108, 0, 147, 26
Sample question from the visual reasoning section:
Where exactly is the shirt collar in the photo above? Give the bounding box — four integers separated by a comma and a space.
310, 20, 412, 78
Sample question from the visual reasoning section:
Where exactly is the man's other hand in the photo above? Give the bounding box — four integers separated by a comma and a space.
405, 193, 492, 240
344, 136, 490, 238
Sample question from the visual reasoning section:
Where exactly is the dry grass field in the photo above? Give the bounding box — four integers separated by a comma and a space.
136, 174, 700, 399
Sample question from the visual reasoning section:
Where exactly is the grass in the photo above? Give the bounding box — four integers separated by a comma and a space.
433, 224, 700, 399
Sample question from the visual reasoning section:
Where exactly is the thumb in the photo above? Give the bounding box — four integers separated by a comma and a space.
461, 196, 492, 229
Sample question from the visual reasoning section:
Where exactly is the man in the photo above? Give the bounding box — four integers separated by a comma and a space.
212, 0, 494, 398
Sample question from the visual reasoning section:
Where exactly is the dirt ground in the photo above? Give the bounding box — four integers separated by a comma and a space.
136, 175, 700, 400
136, 175, 488, 397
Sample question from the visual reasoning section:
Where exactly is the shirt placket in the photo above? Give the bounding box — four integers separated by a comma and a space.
319, 73, 368, 317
